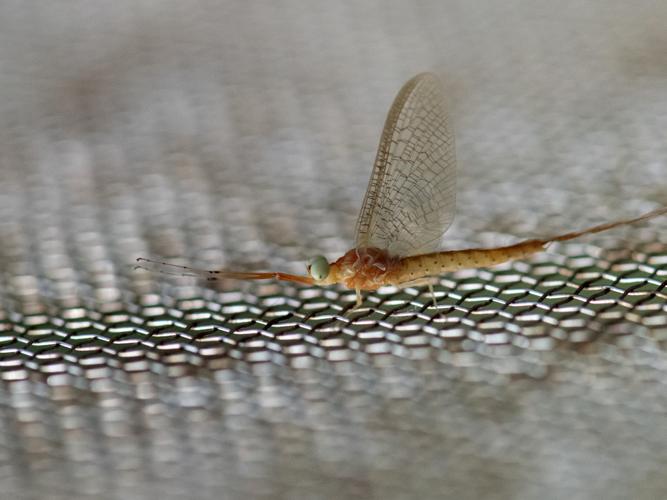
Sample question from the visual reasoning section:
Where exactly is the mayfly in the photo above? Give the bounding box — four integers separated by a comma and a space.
137, 73, 667, 306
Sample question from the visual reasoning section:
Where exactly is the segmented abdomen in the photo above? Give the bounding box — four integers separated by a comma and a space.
390, 239, 546, 285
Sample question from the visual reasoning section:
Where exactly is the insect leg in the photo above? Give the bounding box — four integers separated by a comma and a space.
394, 277, 442, 313
339, 288, 364, 325
428, 283, 439, 310
396, 277, 439, 289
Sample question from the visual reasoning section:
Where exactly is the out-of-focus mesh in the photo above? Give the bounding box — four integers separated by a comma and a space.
0, 1, 666, 499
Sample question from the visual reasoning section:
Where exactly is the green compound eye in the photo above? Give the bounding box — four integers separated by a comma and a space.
308, 255, 330, 281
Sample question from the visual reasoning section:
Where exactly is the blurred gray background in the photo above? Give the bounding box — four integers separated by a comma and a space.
0, 1, 666, 499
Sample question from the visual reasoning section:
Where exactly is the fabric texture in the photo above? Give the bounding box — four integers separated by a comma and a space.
0, 1, 666, 499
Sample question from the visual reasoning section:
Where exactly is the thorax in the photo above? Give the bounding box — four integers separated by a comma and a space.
333, 247, 401, 291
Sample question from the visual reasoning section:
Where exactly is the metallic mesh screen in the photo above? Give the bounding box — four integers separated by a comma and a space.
1, 1, 666, 499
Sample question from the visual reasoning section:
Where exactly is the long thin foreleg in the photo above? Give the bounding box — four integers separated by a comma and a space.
134, 257, 221, 280
135, 257, 314, 285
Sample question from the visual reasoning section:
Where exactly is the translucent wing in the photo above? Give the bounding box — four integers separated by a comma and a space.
355, 72, 456, 257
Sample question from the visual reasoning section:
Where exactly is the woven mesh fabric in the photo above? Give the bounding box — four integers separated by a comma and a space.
1, 1, 666, 499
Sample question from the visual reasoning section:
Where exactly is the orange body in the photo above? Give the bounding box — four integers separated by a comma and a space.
324, 206, 667, 292
328, 240, 547, 291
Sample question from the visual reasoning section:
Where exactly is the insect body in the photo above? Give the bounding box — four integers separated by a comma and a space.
137, 73, 667, 305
